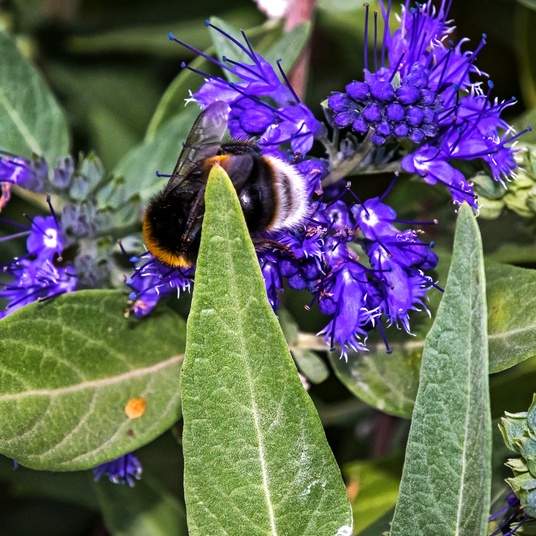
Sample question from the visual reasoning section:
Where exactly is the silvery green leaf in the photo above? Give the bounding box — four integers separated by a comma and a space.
181, 165, 352, 536
391, 204, 491, 536
0, 31, 70, 161
0, 290, 184, 470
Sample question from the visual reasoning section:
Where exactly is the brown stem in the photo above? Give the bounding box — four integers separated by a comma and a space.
372, 412, 397, 457
284, 0, 316, 99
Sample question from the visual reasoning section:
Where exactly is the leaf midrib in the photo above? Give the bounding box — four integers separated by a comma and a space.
0, 354, 183, 401
0, 86, 42, 154
488, 323, 536, 341
222, 220, 279, 536
453, 251, 477, 536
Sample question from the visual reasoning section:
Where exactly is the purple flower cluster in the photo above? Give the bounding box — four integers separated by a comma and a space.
170, 22, 322, 155
93, 453, 142, 487
126, 252, 193, 317
265, 187, 437, 353
489, 493, 533, 536
0, 213, 77, 317
327, 1, 524, 207
329, 69, 441, 146
0, 154, 47, 211
126, 20, 447, 357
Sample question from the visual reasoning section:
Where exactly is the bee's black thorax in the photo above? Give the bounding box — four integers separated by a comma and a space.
143, 141, 307, 268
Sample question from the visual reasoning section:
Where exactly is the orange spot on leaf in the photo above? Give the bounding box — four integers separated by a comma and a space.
125, 397, 147, 419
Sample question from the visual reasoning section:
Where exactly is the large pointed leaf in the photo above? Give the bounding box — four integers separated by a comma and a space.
390, 204, 491, 536
181, 165, 352, 536
0, 31, 69, 161
487, 262, 536, 373
0, 290, 184, 471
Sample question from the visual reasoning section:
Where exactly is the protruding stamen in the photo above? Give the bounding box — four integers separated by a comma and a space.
276, 59, 301, 103
364, 4, 370, 70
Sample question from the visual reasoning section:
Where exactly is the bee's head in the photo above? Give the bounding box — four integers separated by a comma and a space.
142, 190, 196, 268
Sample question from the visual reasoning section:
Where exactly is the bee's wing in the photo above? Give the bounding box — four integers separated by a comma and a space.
164, 101, 230, 194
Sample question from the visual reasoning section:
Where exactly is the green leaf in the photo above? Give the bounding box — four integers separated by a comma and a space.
343, 456, 402, 534
293, 349, 330, 384
0, 31, 69, 161
328, 341, 422, 418
518, 0, 536, 13
46, 63, 161, 169
103, 106, 199, 213
0, 456, 98, 510
95, 474, 187, 536
263, 22, 311, 68
390, 204, 491, 536
516, 5, 536, 107
487, 262, 536, 373
181, 165, 352, 536
0, 290, 184, 471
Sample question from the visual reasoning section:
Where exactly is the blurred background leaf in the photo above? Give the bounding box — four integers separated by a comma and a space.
0, 30, 69, 161
343, 454, 402, 534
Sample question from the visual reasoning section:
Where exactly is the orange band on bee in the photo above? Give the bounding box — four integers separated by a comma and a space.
204, 154, 232, 170
142, 217, 193, 268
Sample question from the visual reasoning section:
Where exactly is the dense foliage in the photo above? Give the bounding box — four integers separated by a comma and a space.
1, 1, 536, 535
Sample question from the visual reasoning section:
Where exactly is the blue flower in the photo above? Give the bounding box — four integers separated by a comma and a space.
0, 154, 48, 211
260, 252, 284, 309
93, 453, 142, 487
126, 253, 193, 317
26, 216, 65, 259
326, 0, 525, 206
269, 187, 437, 356
489, 493, 533, 536
0, 214, 77, 317
317, 261, 380, 354
0, 258, 77, 318
170, 23, 322, 156
130, 21, 439, 357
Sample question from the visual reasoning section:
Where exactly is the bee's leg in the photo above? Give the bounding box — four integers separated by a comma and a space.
252, 237, 296, 260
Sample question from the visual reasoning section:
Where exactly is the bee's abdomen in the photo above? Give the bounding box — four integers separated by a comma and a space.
261, 156, 308, 231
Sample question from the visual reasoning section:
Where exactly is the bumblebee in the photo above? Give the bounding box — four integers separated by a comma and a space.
142, 101, 309, 268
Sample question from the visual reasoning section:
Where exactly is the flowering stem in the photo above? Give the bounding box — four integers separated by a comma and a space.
285, 0, 316, 99
322, 137, 402, 187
